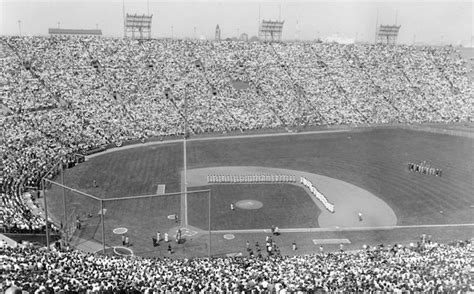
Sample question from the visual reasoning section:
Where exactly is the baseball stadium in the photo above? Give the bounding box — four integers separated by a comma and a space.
1, 1, 473, 292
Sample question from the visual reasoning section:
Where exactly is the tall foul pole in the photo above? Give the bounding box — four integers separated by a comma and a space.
43, 178, 50, 250
208, 190, 211, 258
61, 164, 67, 242
100, 200, 106, 254
183, 85, 188, 227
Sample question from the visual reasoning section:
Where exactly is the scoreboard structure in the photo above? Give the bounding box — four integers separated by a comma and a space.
376, 25, 401, 45
259, 20, 284, 42
124, 14, 153, 39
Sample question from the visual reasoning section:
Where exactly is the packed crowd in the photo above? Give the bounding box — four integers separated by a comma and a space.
0, 36, 472, 234
1, 238, 471, 292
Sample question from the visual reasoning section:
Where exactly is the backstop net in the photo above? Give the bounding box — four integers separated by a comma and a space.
101, 189, 212, 258
44, 175, 212, 257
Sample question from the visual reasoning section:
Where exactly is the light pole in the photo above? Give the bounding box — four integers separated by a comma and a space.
18, 20, 22, 36
100, 200, 106, 254
61, 164, 67, 242
183, 84, 188, 227
208, 190, 211, 258
42, 178, 50, 250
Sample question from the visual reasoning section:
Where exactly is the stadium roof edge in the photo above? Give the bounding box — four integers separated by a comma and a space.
48, 28, 102, 36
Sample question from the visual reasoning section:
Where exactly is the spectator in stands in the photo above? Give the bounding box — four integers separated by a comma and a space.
0, 239, 471, 293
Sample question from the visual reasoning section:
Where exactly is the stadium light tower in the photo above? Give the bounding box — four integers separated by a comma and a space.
376, 24, 401, 45
259, 20, 285, 42
124, 14, 153, 39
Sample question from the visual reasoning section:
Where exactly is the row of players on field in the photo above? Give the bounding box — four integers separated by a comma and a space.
408, 161, 442, 177
208, 174, 297, 183
300, 176, 335, 213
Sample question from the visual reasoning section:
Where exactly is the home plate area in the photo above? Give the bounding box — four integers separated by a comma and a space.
179, 227, 198, 237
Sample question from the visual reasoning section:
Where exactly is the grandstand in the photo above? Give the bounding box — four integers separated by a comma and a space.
0, 24, 473, 294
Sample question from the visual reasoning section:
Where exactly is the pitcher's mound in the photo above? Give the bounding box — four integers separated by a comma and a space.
235, 200, 263, 209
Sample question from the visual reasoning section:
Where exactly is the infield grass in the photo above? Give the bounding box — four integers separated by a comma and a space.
188, 184, 321, 230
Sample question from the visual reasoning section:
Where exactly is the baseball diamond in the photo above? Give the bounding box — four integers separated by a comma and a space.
42, 127, 473, 258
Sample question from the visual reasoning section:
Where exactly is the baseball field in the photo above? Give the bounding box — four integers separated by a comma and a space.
45, 126, 474, 257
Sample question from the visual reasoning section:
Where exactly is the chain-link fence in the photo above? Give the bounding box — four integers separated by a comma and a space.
44, 178, 212, 257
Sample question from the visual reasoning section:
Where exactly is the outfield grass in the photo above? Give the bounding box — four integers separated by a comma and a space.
186, 128, 473, 225
188, 184, 321, 230
60, 142, 183, 198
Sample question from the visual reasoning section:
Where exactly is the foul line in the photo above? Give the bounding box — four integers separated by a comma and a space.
210, 223, 474, 234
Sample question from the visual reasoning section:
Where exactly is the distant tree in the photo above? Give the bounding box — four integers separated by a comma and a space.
249, 36, 259, 42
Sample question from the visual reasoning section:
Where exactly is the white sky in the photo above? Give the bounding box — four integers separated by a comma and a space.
0, 0, 472, 46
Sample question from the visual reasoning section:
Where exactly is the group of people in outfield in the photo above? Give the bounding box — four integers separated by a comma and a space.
207, 174, 297, 184
407, 161, 442, 177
